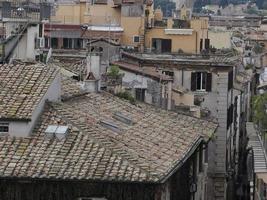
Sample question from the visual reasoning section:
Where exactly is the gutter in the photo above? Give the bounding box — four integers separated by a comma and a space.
159, 136, 203, 183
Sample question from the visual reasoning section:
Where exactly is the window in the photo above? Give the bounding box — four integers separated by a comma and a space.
198, 145, 203, 172
133, 36, 140, 43
162, 71, 174, 76
152, 38, 172, 53
73, 39, 83, 49
204, 38, 210, 50
0, 123, 9, 134
227, 104, 234, 129
63, 38, 73, 49
191, 72, 212, 92
135, 88, 145, 102
51, 38, 58, 49
200, 39, 203, 51
228, 70, 233, 91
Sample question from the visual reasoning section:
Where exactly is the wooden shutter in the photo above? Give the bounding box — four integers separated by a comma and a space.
200, 39, 203, 51
191, 72, 197, 91
205, 39, 210, 50
228, 71, 233, 91
206, 73, 212, 92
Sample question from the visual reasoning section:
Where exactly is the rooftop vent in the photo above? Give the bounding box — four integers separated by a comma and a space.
99, 120, 121, 133
113, 112, 133, 125
45, 125, 69, 140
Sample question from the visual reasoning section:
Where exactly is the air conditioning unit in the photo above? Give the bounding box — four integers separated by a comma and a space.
38, 37, 45, 48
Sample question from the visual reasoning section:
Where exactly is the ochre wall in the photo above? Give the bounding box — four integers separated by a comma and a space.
120, 17, 144, 47
145, 28, 198, 53
51, 4, 82, 24
51, 3, 121, 25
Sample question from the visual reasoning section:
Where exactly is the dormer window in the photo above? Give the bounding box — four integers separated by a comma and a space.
0, 123, 9, 134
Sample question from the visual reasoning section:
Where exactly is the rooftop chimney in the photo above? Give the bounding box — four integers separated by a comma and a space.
81, 53, 101, 93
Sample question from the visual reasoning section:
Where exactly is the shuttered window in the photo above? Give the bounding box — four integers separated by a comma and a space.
228, 70, 233, 91
227, 104, 234, 129
191, 72, 212, 92
205, 39, 210, 50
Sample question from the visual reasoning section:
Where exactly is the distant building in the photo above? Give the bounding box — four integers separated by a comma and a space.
44, 0, 209, 54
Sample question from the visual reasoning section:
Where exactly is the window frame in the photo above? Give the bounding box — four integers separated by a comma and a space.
0, 123, 9, 134
196, 72, 207, 91
133, 35, 140, 43
191, 71, 212, 92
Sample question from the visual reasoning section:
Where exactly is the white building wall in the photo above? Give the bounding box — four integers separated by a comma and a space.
12, 25, 39, 60
6, 73, 61, 137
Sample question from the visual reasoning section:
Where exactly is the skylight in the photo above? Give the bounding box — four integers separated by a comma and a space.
99, 120, 121, 133
113, 112, 133, 125
45, 125, 69, 140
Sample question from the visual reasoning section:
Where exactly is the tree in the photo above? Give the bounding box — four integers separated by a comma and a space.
252, 93, 267, 128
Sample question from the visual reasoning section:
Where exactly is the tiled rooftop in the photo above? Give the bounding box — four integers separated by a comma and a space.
51, 92, 217, 182
113, 61, 173, 81
61, 75, 85, 100
0, 105, 150, 182
0, 64, 58, 120
0, 68, 217, 182
54, 58, 86, 76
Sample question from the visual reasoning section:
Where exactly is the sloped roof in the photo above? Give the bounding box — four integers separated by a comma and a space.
0, 64, 58, 120
0, 105, 150, 182
0, 91, 217, 183
51, 92, 217, 182
61, 75, 86, 100
0, 71, 217, 183
53, 58, 86, 76
113, 61, 173, 81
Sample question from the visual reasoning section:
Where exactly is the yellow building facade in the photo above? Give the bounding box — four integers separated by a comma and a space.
50, 1, 208, 54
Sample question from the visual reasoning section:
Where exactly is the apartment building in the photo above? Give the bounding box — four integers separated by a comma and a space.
43, 0, 209, 54
115, 51, 253, 199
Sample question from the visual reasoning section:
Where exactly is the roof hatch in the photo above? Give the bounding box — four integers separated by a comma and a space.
45, 125, 69, 140
113, 112, 133, 125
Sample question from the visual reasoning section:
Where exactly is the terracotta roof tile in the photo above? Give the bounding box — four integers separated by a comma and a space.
0, 105, 150, 182
0, 72, 217, 182
49, 92, 217, 182
0, 64, 58, 120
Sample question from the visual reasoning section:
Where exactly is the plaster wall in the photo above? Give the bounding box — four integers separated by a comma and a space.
209, 30, 232, 49
145, 28, 198, 53
6, 73, 61, 137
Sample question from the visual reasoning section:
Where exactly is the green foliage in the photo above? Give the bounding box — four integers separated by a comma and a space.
107, 65, 120, 77
254, 43, 264, 54
246, 7, 259, 15
252, 93, 267, 128
116, 91, 136, 104
245, 63, 254, 70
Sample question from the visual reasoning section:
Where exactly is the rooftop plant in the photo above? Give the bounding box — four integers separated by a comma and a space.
252, 93, 267, 128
